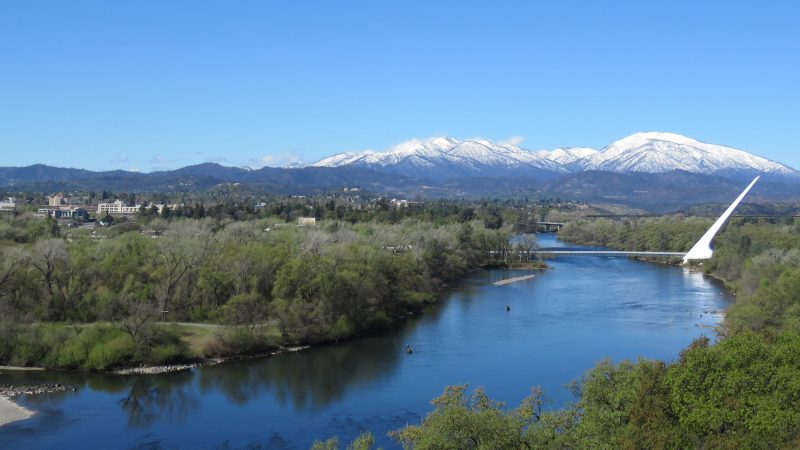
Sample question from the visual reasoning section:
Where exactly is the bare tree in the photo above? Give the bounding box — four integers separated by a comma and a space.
0, 247, 28, 297
32, 238, 68, 317
120, 295, 159, 353
155, 232, 201, 318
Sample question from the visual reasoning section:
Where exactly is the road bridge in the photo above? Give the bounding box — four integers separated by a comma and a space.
536, 222, 564, 232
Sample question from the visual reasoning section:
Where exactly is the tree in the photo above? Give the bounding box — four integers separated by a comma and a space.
220, 292, 269, 335
390, 385, 573, 449
154, 232, 200, 317
116, 278, 159, 354
0, 246, 28, 297
666, 332, 800, 448
482, 206, 504, 230
310, 433, 375, 450
32, 238, 69, 318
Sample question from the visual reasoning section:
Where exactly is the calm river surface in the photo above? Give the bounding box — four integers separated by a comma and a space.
0, 235, 731, 450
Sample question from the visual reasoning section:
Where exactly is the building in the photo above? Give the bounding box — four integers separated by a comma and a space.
0, 197, 15, 213
97, 199, 141, 215
37, 207, 89, 220
48, 193, 65, 207
297, 217, 317, 226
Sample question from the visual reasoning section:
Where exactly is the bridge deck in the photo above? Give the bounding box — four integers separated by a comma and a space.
490, 249, 686, 257
533, 250, 686, 257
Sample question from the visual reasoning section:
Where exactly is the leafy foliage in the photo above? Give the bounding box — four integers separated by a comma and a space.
0, 212, 509, 369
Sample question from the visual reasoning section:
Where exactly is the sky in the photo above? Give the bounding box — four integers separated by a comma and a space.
1, 1, 799, 172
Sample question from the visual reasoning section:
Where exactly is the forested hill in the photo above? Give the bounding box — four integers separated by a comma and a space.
0, 164, 420, 195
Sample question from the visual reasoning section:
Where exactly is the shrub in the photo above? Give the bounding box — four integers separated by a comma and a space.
84, 333, 136, 370
145, 343, 186, 365
11, 324, 74, 367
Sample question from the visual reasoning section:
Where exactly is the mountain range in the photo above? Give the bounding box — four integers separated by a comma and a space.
2, 132, 799, 212
310, 132, 798, 180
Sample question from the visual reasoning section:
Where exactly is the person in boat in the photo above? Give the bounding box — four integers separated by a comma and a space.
405, 344, 413, 353
506, 305, 511, 311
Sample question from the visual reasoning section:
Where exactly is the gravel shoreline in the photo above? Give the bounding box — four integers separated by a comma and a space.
112, 345, 311, 375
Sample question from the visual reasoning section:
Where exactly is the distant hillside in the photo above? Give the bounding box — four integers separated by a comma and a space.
2, 163, 800, 213
539, 171, 800, 212
0, 163, 421, 195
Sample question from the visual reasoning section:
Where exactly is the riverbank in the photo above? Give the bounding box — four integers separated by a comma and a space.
112, 345, 311, 375
0, 396, 32, 427
0, 366, 44, 372
0, 384, 76, 427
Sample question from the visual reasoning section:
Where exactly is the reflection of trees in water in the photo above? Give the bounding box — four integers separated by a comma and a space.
197, 325, 418, 410
0, 369, 199, 429
197, 338, 397, 409
1, 324, 411, 422
118, 372, 199, 428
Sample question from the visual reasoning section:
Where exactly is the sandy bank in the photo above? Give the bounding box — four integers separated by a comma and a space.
493, 274, 536, 285
0, 396, 33, 427
0, 366, 44, 371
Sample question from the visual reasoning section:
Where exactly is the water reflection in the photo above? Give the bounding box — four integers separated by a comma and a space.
0, 369, 200, 429
197, 329, 406, 409
1, 325, 409, 424
118, 373, 198, 428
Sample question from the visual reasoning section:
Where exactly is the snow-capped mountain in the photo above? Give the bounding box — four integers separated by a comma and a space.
570, 132, 796, 176
308, 132, 798, 180
537, 147, 598, 165
310, 137, 567, 178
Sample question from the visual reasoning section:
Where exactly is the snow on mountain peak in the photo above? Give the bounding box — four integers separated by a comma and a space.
310, 136, 567, 177
574, 131, 796, 175
309, 132, 796, 179
537, 147, 598, 165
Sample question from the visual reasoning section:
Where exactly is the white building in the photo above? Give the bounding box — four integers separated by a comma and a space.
97, 199, 141, 215
297, 217, 317, 226
48, 193, 65, 207
0, 197, 15, 212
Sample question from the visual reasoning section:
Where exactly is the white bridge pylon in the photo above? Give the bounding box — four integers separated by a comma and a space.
681, 176, 759, 264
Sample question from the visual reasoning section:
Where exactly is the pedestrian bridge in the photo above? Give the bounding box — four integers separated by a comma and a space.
497, 177, 760, 265
494, 249, 687, 258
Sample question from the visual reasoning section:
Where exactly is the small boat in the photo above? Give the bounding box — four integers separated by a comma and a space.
505, 305, 511, 312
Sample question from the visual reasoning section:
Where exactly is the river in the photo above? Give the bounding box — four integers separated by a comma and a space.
0, 235, 731, 449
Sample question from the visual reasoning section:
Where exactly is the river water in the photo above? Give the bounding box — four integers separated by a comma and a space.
0, 235, 731, 449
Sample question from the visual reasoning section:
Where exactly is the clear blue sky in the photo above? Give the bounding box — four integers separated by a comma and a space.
2, 1, 799, 172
